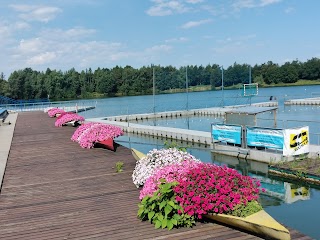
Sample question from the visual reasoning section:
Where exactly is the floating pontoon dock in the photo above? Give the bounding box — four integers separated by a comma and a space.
285, 97, 320, 105
103, 102, 277, 122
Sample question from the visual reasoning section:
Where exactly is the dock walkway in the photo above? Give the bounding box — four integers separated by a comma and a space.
0, 112, 313, 239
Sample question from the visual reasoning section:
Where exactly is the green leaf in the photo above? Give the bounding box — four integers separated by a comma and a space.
168, 200, 176, 207
167, 219, 174, 230
162, 218, 168, 229
164, 205, 173, 216
148, 211, 155, 221
149, 196, 157, 202
158, 214, 164, 221
141, 197, 148, 204
171, 218, 177, 226
161, 183, 171, 192
151, 203, 156, 210
137, 207, 144, 217
159, 201, 166, 210
155, 220, 162, 229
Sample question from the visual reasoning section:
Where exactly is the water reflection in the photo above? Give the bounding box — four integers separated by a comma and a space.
284, 183, 310, 204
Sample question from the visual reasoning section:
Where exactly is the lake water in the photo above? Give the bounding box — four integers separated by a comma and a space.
79, 85, 320, 144
79, 85, 320, 239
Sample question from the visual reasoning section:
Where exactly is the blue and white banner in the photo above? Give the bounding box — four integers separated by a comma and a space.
283, 126, 309, 156
212, 124, 242, 145
246, 127, 284, 150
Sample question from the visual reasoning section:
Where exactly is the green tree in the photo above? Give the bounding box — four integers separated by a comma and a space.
0, 72, 8, 96
261, 61, 280, 84
301, 58, 320, 80
279, 62, 298, 83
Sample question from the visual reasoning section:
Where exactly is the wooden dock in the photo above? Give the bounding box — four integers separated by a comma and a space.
0, 112, 313, 239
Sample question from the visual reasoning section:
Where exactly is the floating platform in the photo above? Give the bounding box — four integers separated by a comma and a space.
284, 97, 320, 105
104, 102, 278, 122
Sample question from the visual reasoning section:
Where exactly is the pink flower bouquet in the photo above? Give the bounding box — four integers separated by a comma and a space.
48, 108, 66, 117
54, 113, 85, 127
71, 122, 124, 148
139, 160, 263, 219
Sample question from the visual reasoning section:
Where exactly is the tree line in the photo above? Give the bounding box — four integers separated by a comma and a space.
0, 58, 320, 101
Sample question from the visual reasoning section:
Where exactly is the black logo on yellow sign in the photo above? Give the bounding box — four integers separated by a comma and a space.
290, 130, 308, 151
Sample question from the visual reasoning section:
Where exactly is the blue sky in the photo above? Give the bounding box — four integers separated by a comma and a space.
1, 0, 319, 78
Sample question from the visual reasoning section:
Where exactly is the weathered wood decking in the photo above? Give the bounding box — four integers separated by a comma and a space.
0, 112, 313, 239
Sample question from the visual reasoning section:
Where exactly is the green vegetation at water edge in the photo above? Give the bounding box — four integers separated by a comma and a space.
1, 57, 320, 101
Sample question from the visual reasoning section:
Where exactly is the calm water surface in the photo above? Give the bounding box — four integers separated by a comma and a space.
80, 85, 320, 239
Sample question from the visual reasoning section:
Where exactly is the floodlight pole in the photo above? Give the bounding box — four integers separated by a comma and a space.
186, 66, 189, 111
221, 66, 224, 108
153, 67, 156, 126
186, 66, 190, 129
249, 66, 252, 105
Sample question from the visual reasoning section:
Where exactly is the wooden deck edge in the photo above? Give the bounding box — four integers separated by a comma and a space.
0, 112, 18, 193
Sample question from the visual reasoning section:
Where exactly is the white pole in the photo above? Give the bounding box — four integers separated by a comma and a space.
221, 66, 224, 108
186, 67, 189, 111
153, 67, 156, 126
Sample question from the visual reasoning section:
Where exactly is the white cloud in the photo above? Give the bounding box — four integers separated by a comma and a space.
8, 26, 125, 70
186, 0, 204, 4
9, 4, 37, 12
40, 27, 96, 41
27, 52, 56, 65
14, 21, 31, 30
7, 25, 174, 72
9, 4, 62, 22
260, 0, 282, 7
18, 38, 43, 53
232, 0, 282, 11
0, 21, 29, 47
145, 44, 172, 52
232, 0, 256, 10
165, 37, 188, 42
0, 23, 11, 38
181, 19, 212, 29
146, 0, 190, 16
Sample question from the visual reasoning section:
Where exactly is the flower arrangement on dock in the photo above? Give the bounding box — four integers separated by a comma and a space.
47, 108, 66, 118
71, 122, 123, 149
54, 113, 85, 127
132, 148, 200, 188
133, 147, 291, 238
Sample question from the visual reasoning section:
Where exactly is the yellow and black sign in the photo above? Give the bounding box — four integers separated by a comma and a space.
283, 126, 309, 156
290, 130, 308, 151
